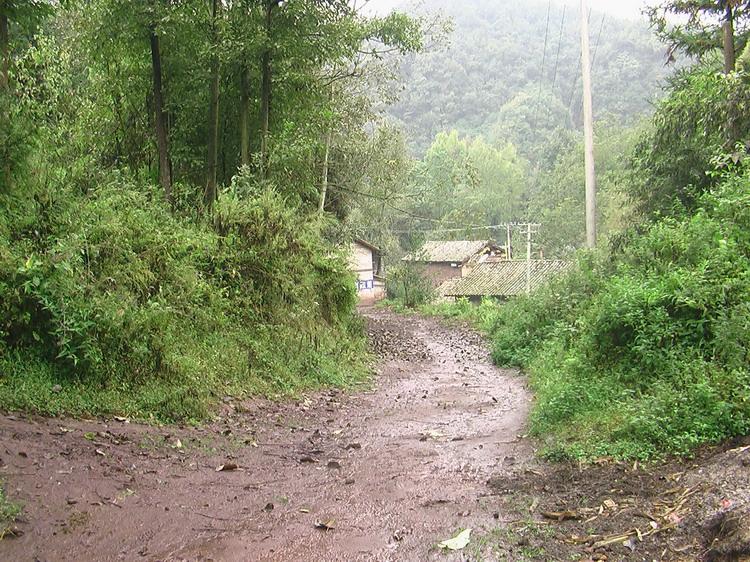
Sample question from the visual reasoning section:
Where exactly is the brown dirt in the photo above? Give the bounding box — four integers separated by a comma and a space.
0, 308, 747, 562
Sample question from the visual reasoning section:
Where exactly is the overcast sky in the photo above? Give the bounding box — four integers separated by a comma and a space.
362, 0, 650, 21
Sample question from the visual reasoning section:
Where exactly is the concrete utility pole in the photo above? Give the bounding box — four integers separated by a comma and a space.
524, 223, 540, 295
580, 0, 597, 248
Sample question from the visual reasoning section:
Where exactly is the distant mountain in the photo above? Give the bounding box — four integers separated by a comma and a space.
390, 0, 670, 156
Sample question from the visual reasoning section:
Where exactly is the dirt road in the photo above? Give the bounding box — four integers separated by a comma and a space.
3, 309, 749, 561
0, 309, 533, 561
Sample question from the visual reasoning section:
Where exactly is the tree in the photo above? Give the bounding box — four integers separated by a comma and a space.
204, 0, 222, 208
647, 0, 750, 72
149, 3, 172, 204
0, 0, 53, 192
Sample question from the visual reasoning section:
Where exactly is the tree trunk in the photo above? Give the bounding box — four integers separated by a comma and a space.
239, 64, 251, 167
1, 9, 11, 190
204, 0, 221, 209
0, 10, 8, 91
318, 125, 332, 213
150, 26, 172, 204
259, 2, 273, 177
723, 5, 736, 74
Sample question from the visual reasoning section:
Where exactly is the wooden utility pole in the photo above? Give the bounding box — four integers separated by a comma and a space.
580, 0, 596, 248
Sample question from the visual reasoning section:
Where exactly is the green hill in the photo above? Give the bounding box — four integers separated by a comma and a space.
391, 0, 669, 156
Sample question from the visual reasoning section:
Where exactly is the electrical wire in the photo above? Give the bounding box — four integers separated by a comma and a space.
551, 5, 566, 89
532, 0, 553, 132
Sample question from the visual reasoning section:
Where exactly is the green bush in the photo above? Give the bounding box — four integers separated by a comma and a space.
462, 173, 750, 460
0, 173, 366, 422
387, 262, 434, 308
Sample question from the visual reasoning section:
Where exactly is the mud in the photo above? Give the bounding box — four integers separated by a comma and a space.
0, 308, 532, 561
2, 308, 747, 562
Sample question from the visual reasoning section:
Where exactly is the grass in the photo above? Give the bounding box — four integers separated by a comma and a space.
0, 484, 21, 539
462, 522, 553, 561
0, 322, 370, 424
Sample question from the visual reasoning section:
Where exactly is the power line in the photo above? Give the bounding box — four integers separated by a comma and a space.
590, 14, 606, 69
571, 10, 606, 116
551, 5, 566, 89
538, 0, 552, 98
532, 0, 553, 132
567, 7, 589, 113
390, 222, 540, 235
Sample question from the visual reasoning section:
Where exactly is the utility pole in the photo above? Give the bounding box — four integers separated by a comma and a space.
506, 224, 512, 260
580, 0, 597, 248
526, 224, 532, 294
524, 223, 540, 295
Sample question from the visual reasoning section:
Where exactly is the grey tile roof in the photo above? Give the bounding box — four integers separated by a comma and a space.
402, 240, 492, 264
443, 260, 571, 297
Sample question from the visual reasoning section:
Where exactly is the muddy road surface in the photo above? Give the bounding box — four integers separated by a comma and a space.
0, 309, 533, 561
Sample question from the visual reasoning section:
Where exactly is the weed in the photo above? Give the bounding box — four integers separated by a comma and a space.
0, 485, 21, 539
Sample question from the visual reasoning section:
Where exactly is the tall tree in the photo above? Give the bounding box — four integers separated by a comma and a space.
1, 3, 9, 190
0, 7, 8, 92
149, 3, 172, 203
648, 0, 750, 73
204, 0, 222, 208
258, 0, 278, 177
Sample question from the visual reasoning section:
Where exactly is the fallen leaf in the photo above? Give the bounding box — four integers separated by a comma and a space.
172, 439, 183, 449
438, 528, 472, 550
419, 429, 445, 441
95, 449, 106, 457
603, 499, 617, 510
215, 462, 238, 472
315, 519, 336, 531
542, 511, 580, 521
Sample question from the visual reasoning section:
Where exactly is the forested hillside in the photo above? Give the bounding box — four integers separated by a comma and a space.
389, 0, 668, 157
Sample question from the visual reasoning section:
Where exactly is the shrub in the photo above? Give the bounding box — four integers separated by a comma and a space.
0, 173, 366, 422
480, 173, 750, 459
387, 262, 434, 308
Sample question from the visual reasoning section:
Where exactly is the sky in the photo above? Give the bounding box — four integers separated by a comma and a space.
362, 0, 651, 21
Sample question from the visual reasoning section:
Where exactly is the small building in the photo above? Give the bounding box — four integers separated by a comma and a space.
402, 240, 504, 287
349, 239, 386, 305
441, 260, 570, 301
